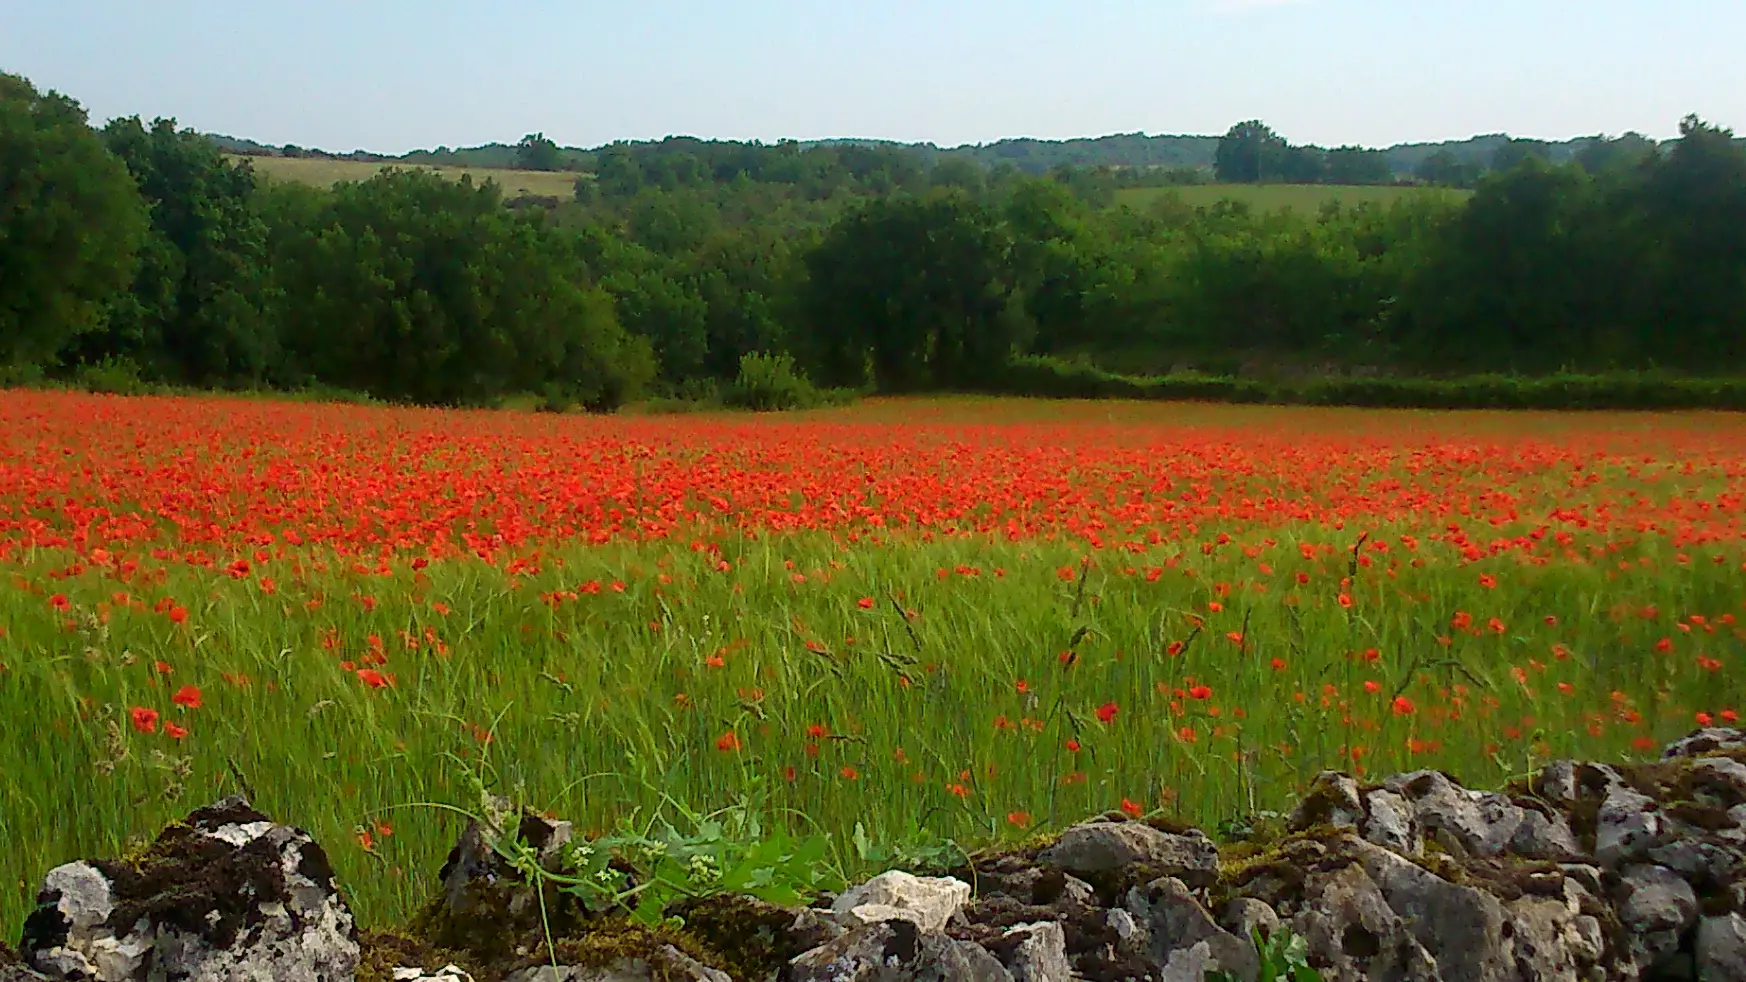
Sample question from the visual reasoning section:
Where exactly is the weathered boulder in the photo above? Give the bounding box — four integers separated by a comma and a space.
995, 923, 1069, 982
391, 967, 476, 981
1361, 789, 1419, 854
832, 871, 972, 933
790, 921, 1010, 982
1505, 897, 1604, 982
1595, 785, 1666, 869
504, 944, 729, 982
1661, 727, 1746, 760
1383, 770, 1527, 858
1290, 862, 1441, 982
1038, 820, 1219, 887
1218, 898, 1280, 945
1696, 913, 1746, 982
1353, 839, 1514, 982
1614, 864, 1698, 974
20, 796, 357, 982
1125, 877, 1257, 981
1291, 772, 1365, 831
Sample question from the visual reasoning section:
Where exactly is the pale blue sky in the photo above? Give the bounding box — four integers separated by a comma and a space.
3, 1, 1741, 153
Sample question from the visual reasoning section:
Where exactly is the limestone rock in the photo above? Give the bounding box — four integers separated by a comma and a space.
998, 923, 1070, 982
1616, 864, 1698, 975
1661, 727, 1746, 760
1697, 913, 1746, 982
832, 871, 972, 933
1353, 839, 1513, 982
1290, 863, 1440, 982
1291, 772, 1365, 830
1506, 897, 1602, 982
439, 799, 575, 920
790, 922, 1010, 982
1509, 807, 1585, 862
1219, 898, 1281, 945
1125, 876, 1257, 979
392, 967, 475, 982
1383, 770, 1525, 858
504, 945, 729, 982
1361, 789, 1420, 854
1595, 786, 1664, 868
1039, 820, 1219, 886
20, 796, 357, 982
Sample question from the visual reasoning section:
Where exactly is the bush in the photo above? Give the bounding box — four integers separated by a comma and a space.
726, 352, 826, 412
990, 356, 1746, 411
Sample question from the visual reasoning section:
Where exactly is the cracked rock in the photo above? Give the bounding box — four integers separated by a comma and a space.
20, 796, 357, 982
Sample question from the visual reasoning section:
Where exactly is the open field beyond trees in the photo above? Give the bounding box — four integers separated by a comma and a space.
235, 153, 584, 198
1, 390, 1742, 936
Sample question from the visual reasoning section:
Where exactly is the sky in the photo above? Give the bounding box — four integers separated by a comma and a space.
3, 0, 1743, 154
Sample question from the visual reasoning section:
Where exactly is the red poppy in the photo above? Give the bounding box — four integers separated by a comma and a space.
355, 669, 391, 689
856, 597, 875, 609
129, 707, 159, 734
172, 685, 202, 709
1120, 798, 1144, 818
165, 722, 189, 740
1095, 702, 1119, 724
714, 731, 742, 753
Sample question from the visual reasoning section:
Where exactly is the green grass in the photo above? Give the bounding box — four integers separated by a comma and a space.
237, 155, 583, 199
1, 528, 1733, 934
1117, 183, 1470, 212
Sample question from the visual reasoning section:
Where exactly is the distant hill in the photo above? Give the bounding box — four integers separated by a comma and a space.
209, 128, 1735, 178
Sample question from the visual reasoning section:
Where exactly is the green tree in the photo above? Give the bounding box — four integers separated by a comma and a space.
68, 117, 276, 385
801, 193, 1021, 390
1325, 146, 1392, 185
273, 169, 651, 406
516, 132, 563, 171
0, 72, 147, 369
1214, 121, 1288, 184
1490, 138, 1552, 173
1574, 132, 1658, 175
1415, 150, 1482, 188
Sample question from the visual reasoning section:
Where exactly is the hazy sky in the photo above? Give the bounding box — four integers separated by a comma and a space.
4, 1, 1742, 153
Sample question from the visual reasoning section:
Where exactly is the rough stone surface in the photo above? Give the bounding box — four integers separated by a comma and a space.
832, 871, 972, 933
1383, 770, 1526, 857
1661, 727, 1746, 760
1595, 786, 1665, 868
1291, 862, 1441, 982
1038, 820, 1219, 886
1218, 897, 1280, 944
1292, 772, 1364, 830
20, 796, 357, 982
1696, 913, 1746, 982
503, 945, 729, 982
392, 967, 476, 982
1361, 789, 1419, 854
439, 798, 574, 921
790, 922, 1011, 982
997, 923, 1069, 982
1354, 839, 1513, 982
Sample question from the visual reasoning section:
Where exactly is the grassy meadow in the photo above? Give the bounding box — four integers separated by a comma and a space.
236, 154, 584, 198
0, 391, 1741, 934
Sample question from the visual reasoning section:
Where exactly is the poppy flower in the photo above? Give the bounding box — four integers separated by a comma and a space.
856, 597, 875, 609
129, 707, 159, 734
1120, 798, 1144, 818
1095, 702, 1119, 724
165, 722, 189, 740
714, 731, 742, 753
356, 669, 392, 689
172, 685, 202, 709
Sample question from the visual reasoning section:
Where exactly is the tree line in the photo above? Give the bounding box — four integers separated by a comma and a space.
5, 71, 1746, 410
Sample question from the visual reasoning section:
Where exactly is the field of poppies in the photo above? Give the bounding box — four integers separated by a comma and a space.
0, 389, 1742, 932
